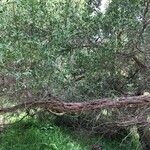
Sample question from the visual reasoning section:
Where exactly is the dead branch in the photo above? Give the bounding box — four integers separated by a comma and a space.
0, 95, 150, 114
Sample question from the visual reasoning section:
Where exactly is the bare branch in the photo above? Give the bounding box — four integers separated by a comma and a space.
1, 95, 150, 114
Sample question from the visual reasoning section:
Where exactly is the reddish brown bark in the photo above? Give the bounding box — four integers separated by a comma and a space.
0, 95, 150, 114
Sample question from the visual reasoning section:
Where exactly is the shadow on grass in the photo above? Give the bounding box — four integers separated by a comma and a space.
0, 117, 139, 150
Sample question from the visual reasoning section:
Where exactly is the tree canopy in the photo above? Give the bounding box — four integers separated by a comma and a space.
0, 0, 150, 102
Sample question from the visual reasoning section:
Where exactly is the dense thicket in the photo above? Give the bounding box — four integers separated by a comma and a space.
0, 0, 149, 103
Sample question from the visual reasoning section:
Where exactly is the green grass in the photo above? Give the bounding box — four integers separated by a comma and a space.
0, 117, 139, 150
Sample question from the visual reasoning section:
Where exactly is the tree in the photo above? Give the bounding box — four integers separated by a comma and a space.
0, 0, 149, 101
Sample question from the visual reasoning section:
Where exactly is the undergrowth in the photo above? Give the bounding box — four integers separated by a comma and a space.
0, 116, 139, 150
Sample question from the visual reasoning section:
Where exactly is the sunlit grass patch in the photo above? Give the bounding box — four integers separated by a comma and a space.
0, 117, 139, 150
0, 118, 84, 150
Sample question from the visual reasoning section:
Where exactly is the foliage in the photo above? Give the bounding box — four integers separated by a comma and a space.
0, 0, 150, 102
0, 1, 149, 149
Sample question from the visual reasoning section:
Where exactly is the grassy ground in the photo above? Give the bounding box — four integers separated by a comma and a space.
0, 115, 140, 150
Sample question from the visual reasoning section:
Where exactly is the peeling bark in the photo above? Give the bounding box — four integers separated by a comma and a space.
0, 95, 150, 114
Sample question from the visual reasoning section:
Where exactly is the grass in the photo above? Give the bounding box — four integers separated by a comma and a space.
0, 115, 140, 150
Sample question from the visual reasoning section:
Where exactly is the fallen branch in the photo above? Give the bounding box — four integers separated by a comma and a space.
0, 95, 150, 114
